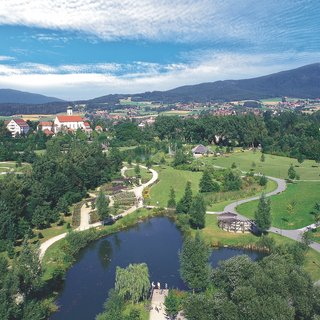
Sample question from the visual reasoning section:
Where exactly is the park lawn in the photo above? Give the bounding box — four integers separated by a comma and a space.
200, 215, 320, 281
149, 166, 202, 206
31, 215, 72, 244
208, 150, 320, 180
206, 179, 277, 212
237, 181, 320, 229
308, 227, 320, 244
125, 167, 152, 183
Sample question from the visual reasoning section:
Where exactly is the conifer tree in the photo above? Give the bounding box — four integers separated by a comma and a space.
167, 186, 176, 208
176, 181, 193, 214
255, 193, 272, 233
189, 194, 206, 229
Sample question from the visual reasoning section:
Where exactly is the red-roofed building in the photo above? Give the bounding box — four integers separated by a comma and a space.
37, 121, 54, 133
6, 118, 30, 137
53, 107, 85, 133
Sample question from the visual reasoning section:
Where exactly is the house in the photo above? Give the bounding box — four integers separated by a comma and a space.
83, 121, 92, 133
191, 144, 210, 157
95, 125, 103, 132
37, 121, 54, 134
6, 118, 30, 137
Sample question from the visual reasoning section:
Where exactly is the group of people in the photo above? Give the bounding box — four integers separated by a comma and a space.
151, 281, 168, 292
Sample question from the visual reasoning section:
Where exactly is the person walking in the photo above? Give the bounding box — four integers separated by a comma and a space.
157, 282, 161, 290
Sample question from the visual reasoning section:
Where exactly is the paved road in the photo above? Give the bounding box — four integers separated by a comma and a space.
40, 164, 158, 260
223, 176, 286, 220
213, 175, 320, 253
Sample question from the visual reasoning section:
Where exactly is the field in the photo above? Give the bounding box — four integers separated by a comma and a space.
124, 166, 152, 183
149, 166, 202, 206
209, 150, 320, 180
207, 179, 277, 211
237, 181, 320, 229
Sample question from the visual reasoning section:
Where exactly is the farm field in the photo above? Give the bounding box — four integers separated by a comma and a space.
208, 150, 320, 180
237, 181, 320, 229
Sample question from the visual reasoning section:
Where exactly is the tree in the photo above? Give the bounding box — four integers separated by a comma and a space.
260, 153, 265, 162
189, 194, 206, 229
173, 149, 188, 167
134, 164, 141, 177
223, 171, 242, 191
167, 187, 176, 208
288, 164, 296, 180
115, 263, 150, 303
199, 170, 220, 193
254, 193, 271, 233
96, 191, 110, 221
179, 232, 211, 291
259, 175, 268, 186
96, 289, 124, 320
176, 181, 193, 214
165, 290, 180, 319
231, 162, 237, 169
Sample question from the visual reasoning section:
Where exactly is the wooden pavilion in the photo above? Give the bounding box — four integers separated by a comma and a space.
218, 212, 253, 233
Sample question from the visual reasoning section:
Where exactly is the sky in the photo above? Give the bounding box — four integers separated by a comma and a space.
0, 0, 319, 100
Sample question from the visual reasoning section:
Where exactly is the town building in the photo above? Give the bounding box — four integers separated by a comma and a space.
53, 107, 85, 133
6, 118, 30, 137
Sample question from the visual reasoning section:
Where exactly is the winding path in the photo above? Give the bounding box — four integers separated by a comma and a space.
39, 165, 158, 260
212, 175, 320, 253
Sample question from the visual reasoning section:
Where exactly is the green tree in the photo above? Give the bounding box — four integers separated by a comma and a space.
176, 181, 193, 214
199, 170, 220, 193
179, 232, 211, 291
167, 187, 176, 208
134, 164, 141, 177
165, 290, 180, 319
96, 289, 124, 320
96, 191, 110, 221
189, 194, 206, 229
259, 175, 268, 186
254, 193, 272, 233
115, 263, 150, 303
288, 164, 296, 180
260, 153, 265, 162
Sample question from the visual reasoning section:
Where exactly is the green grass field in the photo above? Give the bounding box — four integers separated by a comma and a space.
125, 167, 152, 183
207, 179, 277, 211
208, 150, 320, 180
237, 181, 320, 229
149, 166, 202, 206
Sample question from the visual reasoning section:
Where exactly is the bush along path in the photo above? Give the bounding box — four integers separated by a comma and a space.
39, 164, 158, 260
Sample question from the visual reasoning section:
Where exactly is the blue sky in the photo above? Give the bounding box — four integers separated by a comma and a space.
0, 0, 319, 100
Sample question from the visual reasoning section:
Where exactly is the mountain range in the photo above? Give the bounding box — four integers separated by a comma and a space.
92, 63, 320, 103
0, 89, 63, 104
0, 63, 319, 115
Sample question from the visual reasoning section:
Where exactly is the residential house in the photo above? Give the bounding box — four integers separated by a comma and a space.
6, 118, 30, 137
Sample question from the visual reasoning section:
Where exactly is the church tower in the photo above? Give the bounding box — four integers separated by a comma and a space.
67, 106, 73, 116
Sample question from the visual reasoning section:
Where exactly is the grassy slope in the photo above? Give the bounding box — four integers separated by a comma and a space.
149, 166, 202, 206
125, 167, 152, 183
210, 150, 320, 180
237, 181, 320, 229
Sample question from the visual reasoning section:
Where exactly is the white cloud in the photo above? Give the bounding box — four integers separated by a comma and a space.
0, 0, 258, 42
0, 56, 15, 61
0, 51, 318, 100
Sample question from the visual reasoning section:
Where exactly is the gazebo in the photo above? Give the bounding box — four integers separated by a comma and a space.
218, 212, 253, 233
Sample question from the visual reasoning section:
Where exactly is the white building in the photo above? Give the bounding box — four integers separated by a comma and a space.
53, 106, 86, 133
6, 119, 30, 137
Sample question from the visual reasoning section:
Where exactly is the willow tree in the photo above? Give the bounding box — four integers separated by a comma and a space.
115, 263, 150, 303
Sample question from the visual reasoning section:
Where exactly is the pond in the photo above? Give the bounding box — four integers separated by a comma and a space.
51, 217, 264, 320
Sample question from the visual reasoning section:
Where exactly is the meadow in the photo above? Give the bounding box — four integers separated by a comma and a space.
208, 150, 320, 180
237, 181, 320, 229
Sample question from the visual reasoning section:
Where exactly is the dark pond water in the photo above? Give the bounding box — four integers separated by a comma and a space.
51, 217, 264, 320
